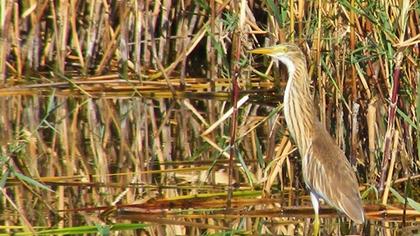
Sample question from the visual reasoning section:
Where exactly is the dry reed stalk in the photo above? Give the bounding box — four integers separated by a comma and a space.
58, 1, 69, 72
202, 95, 249, 136
147, 100, 165, 172
158, 100, 174, 171
96, 26, 120, 75
1, 187, 35, 233
85, 0, 101, 70
263, 136, 294, 195
159, 0, 171, 64
335, 47, 346, 150
133, 1, 143, 79
379, 51, 403, 194
226, 0, 245, 208
368, 98, 378, 184
69, 0, 84, 69
118, 2, 129, 80
382, 130, 400, 205
315, 0, 325, 127
87, 100, 110, 197
349, 0, 357, 102
12, 2, 22, 77
0, 0, 13, 82
57, 185, 65, 228
57, 98, 71, 176
117, 102, 129, 172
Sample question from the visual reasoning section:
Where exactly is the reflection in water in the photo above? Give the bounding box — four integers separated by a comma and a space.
0, 95, 416, 235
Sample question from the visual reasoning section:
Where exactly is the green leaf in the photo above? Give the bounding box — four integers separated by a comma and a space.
390, 187, 420, 212
96, 224, 110, 236
194, 0, 210, 13
221, 12, 239, 32
110, 223, 149, 230
361, 184, 378, 200
396, 107, 416, 129
235, 150, 255, 187
0, 168, 10, 189
14, 172, 53, 192
38, 225, 100, 235
266, 0, 283, 27
36, 223, 148, 235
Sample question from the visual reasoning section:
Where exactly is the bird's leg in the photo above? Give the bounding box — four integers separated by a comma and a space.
310, 192, 320, 236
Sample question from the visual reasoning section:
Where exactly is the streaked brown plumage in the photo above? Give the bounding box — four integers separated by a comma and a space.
250, 44, 364, 234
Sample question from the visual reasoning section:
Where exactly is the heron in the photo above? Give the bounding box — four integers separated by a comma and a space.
250, 44, 364, 235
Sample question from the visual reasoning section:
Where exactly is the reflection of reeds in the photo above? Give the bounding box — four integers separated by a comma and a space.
0, 0, 419, 235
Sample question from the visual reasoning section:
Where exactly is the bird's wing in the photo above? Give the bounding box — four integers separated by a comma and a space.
304, 121, 364, 224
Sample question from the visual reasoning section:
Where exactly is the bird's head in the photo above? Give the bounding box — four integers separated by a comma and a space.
250, 43, 306, 76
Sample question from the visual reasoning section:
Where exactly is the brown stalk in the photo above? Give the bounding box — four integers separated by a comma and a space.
297, 0, 304, 40
134, 1, 143, 79
210, 0, 217, 89
159, 0, 172, 64
119, 1, 129, 80
148, 0, 231, 80
69, 0, 85, 70
289, 0, 295, 40
58, 0, 70, 72
85, 0, 103, 71
1, 188, 35, 233
95, 26, 121, 75
13, 2, 22, 77
87, 100, 110, 195
349, 0, 358, 165
378, 51, 403, 195
0, 0, 13, 82
315, 0, 325, 126
147, 100, 165, 172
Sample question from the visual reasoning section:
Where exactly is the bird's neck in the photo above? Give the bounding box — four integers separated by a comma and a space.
282, 59, 316, 156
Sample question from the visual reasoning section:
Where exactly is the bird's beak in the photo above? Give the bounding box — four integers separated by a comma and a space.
249, 47, 275, 55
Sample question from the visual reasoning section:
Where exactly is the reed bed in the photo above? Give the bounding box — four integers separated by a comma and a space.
0, 0, 419, 235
